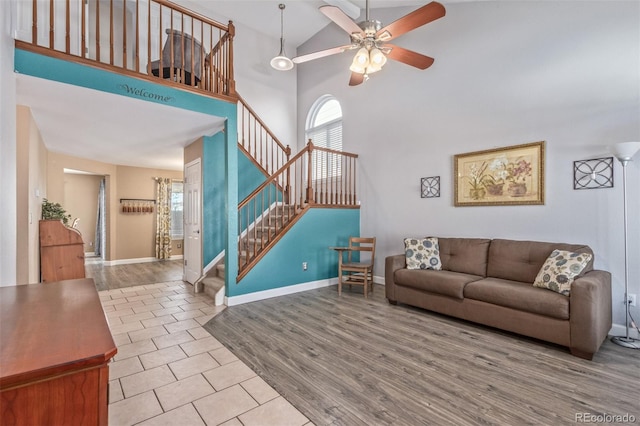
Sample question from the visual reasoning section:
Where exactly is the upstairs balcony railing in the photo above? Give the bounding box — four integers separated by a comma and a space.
14, 0, 236, 100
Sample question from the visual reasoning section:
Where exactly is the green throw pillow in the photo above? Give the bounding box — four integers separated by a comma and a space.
404, 237, 442, 270
533, 249, 592, 296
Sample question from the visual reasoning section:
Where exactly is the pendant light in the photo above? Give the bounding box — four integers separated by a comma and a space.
270, 4, 294, 71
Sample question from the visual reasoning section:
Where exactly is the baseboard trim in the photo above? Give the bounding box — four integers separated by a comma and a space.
225, 278, 339, 306
609, 323, 640, 339
101, 257, 181, 266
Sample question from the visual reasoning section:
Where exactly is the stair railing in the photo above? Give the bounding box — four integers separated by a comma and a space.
237, 94, 291, 177
237, 141, 358, 280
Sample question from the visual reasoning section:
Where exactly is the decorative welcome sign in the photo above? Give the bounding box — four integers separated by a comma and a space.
117, 84, 174, 103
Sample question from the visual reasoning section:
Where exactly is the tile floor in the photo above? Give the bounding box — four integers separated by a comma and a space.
100, 280, 313, 426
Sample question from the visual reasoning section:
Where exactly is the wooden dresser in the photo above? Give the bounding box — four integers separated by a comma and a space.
40, 220, 86, 283
0, 279, 117, 425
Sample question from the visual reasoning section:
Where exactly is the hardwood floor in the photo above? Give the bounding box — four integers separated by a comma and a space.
204, 285, 640, 426
86, 259, 184, 291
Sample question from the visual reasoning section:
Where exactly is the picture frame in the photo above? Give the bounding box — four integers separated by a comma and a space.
454, 141, 545, 206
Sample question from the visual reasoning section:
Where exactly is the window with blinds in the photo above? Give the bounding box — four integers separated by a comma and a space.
306, 96, 343, 179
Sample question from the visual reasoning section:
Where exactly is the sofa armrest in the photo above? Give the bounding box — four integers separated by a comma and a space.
569, 270, 612, 358
385, 255, 406, 302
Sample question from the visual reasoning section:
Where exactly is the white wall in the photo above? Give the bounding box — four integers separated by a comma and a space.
296, 1, 640, 331
177, 1, 298, 151
0, 0, 17, 286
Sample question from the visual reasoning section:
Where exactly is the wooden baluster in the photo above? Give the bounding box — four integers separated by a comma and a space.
169, 13, 175, 81
353, 156, 357, 204
32, 0, 37, 45
147, 0, 151, 75
49, 0, 54, 49
135, 0, 139, 72
65, 0, 70, 53
158, 4, 162, 76
81, 0, 86, 57
109, 0, 114, 65
96, 0, 100, 61
122, 0, 127, 69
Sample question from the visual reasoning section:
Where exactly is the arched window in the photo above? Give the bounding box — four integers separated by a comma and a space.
306, 95, 343, 178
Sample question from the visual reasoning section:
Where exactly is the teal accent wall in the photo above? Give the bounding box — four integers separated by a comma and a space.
238, 150, 266, 200
14, 50, 232, 116
233, 208, 360, 296
202, 132, 226, 266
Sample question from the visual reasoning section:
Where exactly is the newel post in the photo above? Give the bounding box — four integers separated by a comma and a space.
306, 140, 314, 204
227, 21, 236, 96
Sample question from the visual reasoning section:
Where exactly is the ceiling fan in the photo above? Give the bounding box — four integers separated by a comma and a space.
292, 1, 446, 86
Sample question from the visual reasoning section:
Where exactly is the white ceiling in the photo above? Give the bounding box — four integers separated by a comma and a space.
177, 0, 429, 47
17, 74, 225, 171
14, 0, 456, 172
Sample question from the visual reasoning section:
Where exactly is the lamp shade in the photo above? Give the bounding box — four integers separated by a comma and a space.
612, 142, 640, 161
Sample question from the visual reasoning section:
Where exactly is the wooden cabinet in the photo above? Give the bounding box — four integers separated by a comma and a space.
0, 279, 117, 426
40, 219, 86, 283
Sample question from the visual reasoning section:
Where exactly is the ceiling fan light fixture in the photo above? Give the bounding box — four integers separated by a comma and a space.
349, 47, 370, 73
369, 47, 387, 67
271, 4, 294, 71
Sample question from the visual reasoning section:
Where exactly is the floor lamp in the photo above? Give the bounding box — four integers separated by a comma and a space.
611, 141, 640, 349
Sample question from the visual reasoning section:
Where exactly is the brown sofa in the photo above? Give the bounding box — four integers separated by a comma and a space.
385, 238, 612, 359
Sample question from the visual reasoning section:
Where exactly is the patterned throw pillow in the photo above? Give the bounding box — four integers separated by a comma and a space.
533, 250, 592, 296
404, 237, 442, 270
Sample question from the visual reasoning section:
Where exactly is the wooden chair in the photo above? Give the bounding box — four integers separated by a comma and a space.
339, 237, 376, 298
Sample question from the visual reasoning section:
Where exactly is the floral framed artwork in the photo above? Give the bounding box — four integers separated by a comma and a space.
454, 141, 545, 206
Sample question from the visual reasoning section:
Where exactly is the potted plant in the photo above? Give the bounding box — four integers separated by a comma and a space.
41, 198, 72, 225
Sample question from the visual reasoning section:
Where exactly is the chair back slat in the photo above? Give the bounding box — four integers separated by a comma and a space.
347, 237, 375, 264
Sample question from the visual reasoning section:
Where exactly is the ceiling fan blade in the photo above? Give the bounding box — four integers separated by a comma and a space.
376, 1, 446, 42
292, 44, 355, 64
349, 72, 365, 86
385, 44, 435, 70
320, 5, 364, 37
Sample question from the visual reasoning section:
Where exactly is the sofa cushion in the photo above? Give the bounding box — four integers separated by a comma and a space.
486, 239, 594, 284
394, 269, 483, 299
533, 250, 592, 296
464, 277, 569, 319
438, 238, 491, 277
404, 237, 442, 270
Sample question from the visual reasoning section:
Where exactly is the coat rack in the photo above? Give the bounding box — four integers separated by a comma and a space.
120, 198, 155, 213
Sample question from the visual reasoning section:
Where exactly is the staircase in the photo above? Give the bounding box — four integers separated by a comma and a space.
201, 99, 359, 300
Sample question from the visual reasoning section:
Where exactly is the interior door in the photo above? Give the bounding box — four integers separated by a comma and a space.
184, 159, 202, 284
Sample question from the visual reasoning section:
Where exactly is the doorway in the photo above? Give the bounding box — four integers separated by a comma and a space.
184, 158, 202, 283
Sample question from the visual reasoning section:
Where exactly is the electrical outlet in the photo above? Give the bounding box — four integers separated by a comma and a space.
302, 262, 308, 271
628, 294, 637, 307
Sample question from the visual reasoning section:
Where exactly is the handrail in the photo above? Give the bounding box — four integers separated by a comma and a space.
16, 0, 236, 100
237, 141, 359, 279
237, 93, 291, 177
